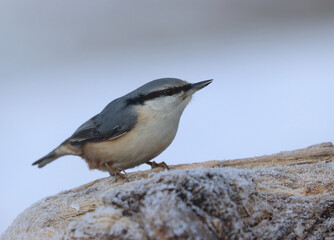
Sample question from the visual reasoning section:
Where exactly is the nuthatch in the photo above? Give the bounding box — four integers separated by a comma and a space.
32, 78, 212, 178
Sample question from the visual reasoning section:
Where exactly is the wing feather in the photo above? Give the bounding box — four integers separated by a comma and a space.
64, 99, 137, 144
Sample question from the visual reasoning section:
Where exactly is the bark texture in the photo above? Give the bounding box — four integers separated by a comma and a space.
2, 142, 334, 240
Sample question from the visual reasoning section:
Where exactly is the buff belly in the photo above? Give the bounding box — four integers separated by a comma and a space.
81, 115, 179, 171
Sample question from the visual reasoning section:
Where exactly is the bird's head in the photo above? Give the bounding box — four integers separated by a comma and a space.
126, 78, 213, 114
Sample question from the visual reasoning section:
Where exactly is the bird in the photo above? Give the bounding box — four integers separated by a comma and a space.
32, 78, 213, 179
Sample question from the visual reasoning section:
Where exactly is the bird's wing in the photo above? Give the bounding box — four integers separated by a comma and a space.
65, 99, 138, 144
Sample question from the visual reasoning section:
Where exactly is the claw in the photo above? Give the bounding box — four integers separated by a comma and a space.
105, 162, 129, 182
146, 161, 170, 170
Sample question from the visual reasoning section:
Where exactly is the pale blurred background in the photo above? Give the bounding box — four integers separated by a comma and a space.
1, 0, 334, 234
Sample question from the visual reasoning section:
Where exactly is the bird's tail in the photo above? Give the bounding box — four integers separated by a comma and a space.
32, 143, 81, 168
32, 150, 59, 168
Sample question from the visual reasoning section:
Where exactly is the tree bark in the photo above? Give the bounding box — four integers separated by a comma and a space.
2, 142, 334, 240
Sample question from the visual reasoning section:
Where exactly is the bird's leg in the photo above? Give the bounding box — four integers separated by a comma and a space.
146, 161, 170, 170
105, 162, 129, 182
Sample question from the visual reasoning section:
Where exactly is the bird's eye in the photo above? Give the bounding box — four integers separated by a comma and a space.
164, 89, 174, 96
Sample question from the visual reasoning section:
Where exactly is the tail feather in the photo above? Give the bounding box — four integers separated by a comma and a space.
32, 150, 59, 168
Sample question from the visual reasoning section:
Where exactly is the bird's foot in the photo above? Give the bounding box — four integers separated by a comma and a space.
146, 161, 170, 170
105, 162, 129, 182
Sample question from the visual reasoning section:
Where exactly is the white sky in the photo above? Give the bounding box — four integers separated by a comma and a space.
1, 0, 334, 234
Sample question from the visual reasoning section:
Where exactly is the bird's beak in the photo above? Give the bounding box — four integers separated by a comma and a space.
189, 79, 213, 94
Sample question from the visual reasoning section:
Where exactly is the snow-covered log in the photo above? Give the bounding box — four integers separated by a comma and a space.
2, 142, 334, 240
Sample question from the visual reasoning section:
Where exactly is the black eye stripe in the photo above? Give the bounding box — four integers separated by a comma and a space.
164, 88, 174, 96
126, 84, 191, 106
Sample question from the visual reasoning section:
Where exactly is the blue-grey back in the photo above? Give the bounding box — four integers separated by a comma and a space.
66, 78, 187, 145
